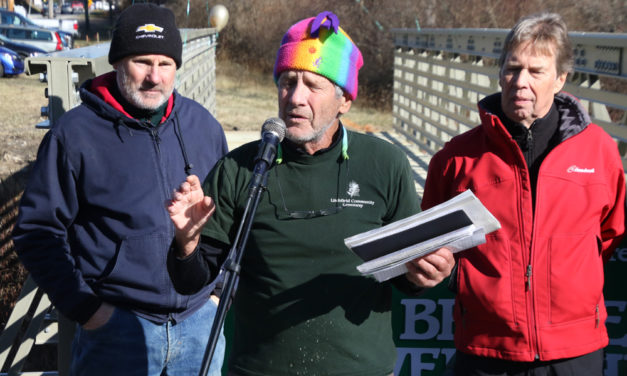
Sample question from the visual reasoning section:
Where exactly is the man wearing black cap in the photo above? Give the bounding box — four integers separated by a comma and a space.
12, 3, 227, 375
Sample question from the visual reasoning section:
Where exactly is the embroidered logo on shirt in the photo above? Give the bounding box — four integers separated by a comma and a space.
329, 181, 375, 209
347, 181, 360, 197
567, 165, 595, 174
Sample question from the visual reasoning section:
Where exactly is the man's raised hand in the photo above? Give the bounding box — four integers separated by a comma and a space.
167, 175, 215, 257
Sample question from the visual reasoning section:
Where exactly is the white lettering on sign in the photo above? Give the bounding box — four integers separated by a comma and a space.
399, 298, 454, 341
605, 353, 627, 376
395, 347, 455, 375
610, 248, 627, 262
395, 298, 626, 375
607, 300, 627, 348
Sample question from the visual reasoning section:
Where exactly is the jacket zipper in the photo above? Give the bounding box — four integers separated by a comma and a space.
515, 128, 540, 361
148, 125, 169, 199
149, 122, 180, 309
525, 264, 532, 291
150, 126, 162, 153
525, 121, 585, 360
525, 126, 542, 360
148, 124, 174, 216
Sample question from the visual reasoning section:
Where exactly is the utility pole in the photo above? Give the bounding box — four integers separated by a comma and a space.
83, 0, 90, 34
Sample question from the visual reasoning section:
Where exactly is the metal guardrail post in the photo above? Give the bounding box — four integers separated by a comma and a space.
26, 43, 112, 129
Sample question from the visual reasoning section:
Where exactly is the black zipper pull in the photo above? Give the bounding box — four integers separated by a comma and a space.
150, 127, 161, 145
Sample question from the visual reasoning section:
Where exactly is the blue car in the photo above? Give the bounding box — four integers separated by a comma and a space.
0, 45, 24, 77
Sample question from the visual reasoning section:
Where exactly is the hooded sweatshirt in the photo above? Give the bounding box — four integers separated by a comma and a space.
13, 72, 228, 324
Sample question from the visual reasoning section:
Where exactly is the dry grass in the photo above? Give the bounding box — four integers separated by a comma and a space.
0, 75, 49, 180
0, 75, 44, 333
0, 170, 28, 333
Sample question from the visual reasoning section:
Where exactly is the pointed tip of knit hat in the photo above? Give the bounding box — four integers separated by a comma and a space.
273, 11, 363, 100
108, 3, 182, 68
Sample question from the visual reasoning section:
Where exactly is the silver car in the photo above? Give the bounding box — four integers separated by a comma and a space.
0, 24, 64, 53
0, 9, 74, 48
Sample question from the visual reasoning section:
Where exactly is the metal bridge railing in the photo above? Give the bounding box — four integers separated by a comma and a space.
391, 28, 627, 170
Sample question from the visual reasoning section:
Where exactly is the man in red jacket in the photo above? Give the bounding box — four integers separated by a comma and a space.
421, 12, 625, 375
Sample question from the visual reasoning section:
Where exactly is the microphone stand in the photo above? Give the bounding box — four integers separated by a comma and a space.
198, 163, 271, 376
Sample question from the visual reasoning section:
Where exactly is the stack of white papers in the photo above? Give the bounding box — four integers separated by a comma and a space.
344, 190, 500, 282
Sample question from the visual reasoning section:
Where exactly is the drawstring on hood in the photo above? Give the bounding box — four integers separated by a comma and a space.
113, 117, 133, 142
174, 112, 194, 175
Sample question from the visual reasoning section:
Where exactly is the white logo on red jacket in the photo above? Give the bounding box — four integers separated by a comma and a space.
567, 165, 595, 174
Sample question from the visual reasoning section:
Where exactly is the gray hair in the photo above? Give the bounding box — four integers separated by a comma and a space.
334, 84, 345, 99
498, 12, 573, 76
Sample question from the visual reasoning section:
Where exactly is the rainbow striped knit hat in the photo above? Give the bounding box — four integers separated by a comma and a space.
273, 11, 364, 100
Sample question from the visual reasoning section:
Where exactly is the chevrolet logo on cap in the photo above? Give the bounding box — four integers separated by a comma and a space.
136, 24, 164, 33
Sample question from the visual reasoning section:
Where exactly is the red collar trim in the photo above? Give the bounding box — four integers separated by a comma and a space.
90, 71, 174, 124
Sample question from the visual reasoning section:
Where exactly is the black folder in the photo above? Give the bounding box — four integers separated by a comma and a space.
351, 210, 473, 261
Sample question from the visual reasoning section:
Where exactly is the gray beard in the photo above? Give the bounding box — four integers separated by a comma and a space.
285, 119, 335, 144
116, 68, 172, 111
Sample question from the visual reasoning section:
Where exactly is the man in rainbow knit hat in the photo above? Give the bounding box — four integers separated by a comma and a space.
167, 11, 455, 376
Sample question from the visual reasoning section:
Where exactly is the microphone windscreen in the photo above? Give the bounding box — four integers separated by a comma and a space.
262, 117, 287, 142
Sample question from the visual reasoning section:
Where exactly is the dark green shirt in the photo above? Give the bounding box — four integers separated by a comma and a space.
203, 128, 419, 376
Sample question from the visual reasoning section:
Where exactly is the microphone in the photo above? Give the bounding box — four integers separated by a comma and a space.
248, 117, 286, 195
255, 117, 286, 167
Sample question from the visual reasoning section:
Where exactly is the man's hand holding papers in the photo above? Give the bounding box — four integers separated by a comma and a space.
404, 248, 456, 288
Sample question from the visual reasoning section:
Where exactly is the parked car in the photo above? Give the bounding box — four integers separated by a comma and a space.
61, 2, 73, 14
0, 9, 75, 47
0, 45, 24, 77
70, 1, 84, 14
0, 25, 64, 52
0, 33, 47, 58
41, 2, 60, 17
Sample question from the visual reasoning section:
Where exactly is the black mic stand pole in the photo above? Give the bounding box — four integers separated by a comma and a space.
198, 162, 271, 376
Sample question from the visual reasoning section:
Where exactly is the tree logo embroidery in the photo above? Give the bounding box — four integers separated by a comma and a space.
347, 181, 360, 197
